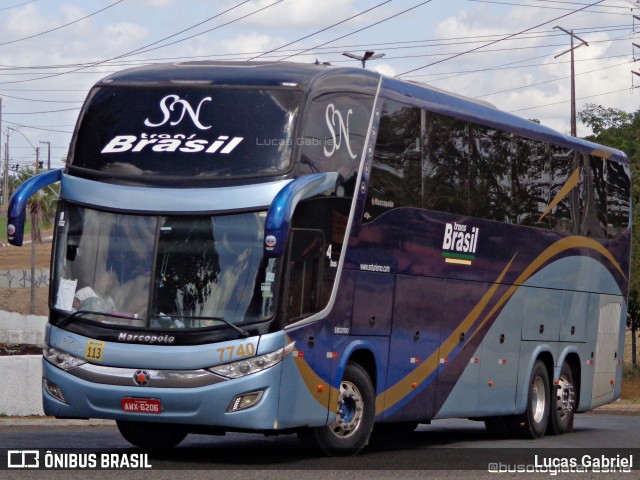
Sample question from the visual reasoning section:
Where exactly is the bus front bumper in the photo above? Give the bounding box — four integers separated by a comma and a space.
42, 358, 284, 431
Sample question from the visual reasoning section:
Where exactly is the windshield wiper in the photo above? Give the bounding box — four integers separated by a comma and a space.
152, 314, 250, 338
59, 310, 139, 327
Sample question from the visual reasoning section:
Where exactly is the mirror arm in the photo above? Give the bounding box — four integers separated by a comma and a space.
7, 169, 63, 246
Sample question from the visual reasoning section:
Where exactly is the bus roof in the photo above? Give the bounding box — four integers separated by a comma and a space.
96, 61, 628, 166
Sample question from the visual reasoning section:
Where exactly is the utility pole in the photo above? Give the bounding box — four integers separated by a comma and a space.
40, 140, 50, 170
3, 128, 8, 208
0, 96, 3, 207
554, 26, 589, 137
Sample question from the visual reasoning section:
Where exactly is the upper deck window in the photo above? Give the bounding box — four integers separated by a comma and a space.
69, 86, 301, 183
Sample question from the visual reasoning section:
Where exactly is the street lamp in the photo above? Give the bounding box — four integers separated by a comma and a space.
342, 50, 385, 68
39, 140, 50, 170
2, 127, 39, 205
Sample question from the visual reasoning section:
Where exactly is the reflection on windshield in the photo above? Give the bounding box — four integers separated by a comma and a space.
53, 204, 276, 330
152, 214, 275, 328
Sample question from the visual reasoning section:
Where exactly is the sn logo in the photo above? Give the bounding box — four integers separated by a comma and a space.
324, 104, 357, 159
144, 94, 212, 130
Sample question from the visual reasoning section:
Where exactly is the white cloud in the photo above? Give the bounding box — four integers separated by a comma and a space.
372, 63, 396, 77
142, 0, 177, 7
103, 22, 149, 50
218, 33, 280, 58
232, 0, 358, 27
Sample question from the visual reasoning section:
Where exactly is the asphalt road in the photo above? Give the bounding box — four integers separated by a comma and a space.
1, 413, 638, 479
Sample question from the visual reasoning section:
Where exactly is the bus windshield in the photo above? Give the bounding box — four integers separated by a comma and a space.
69, 87, 301, 183
52, 204, 277, 330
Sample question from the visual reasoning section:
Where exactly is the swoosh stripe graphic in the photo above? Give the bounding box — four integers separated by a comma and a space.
374, 254, 517, 414
466, 235, 626, 347
538, 167, 580, 223
289, 235, 626, 418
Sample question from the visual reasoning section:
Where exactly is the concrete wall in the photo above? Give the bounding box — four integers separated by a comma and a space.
0, 355, 44, 416
0, 310, 47, 416
0, 311, 48, 345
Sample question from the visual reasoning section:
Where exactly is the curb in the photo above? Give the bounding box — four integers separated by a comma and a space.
588, 404, 640, 416
0, 418, 115, 427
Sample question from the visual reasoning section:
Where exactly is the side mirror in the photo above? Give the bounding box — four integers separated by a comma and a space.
7, 169, 62, 246
263, 172, 339, 258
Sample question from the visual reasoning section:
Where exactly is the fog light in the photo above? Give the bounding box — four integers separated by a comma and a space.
227, 391, 264, 412
44, 379, 67, 404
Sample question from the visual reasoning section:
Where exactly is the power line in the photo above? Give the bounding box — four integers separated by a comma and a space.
248, 0, 394, 60
0, 0, 126, 48
3, 107, 80, 115
0, 1, 35, 12
278, 0, 434, 61
403, 52, 630, 81
0, 92, 83, 103
0, 22, 632, 72
509, 86, 637, 113
466, 0, 632, 16
0, 0, 280, 85
396, 0, 606, 76
112, 0, 281, 59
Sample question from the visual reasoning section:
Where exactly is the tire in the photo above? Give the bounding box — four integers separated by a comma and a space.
297, 362, 375, 456
514, 360, 550, 439
547, 362, 576, 435
116, 420, 188, 448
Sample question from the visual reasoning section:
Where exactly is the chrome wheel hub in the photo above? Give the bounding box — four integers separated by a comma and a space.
330, 380, 364, 438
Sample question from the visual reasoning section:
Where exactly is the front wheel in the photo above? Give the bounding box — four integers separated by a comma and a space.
298, 362, 375, 456
514, 360, 550, 439
116, 420, 188, 448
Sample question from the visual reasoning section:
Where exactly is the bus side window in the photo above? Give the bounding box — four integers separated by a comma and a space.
285, 229, 325, 324
604, 159, 631, 238
364, 100, 421, 222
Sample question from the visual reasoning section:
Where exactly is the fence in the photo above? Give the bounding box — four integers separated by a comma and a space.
0, 236, 53, 316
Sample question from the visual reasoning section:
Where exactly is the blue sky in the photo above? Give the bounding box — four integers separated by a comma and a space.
0, 0, 638, 171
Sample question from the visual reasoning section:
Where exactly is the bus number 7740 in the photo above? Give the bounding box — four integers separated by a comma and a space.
216, 342, 257, 363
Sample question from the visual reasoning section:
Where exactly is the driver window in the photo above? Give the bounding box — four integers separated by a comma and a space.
285, 228, 325, 324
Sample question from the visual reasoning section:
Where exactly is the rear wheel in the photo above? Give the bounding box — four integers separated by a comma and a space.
116, 420, 188, 448
514, 360, 550, 439
547, 362, 576, 435
298, 362, 375, 456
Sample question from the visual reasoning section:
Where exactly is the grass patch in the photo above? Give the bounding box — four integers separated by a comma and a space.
621, 364, 640, 403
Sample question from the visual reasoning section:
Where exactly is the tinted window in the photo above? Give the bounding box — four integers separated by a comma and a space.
70, 87, 301, 183
364, 100, 630, 238
298, 92, 374, 197
364, 100, 421, 222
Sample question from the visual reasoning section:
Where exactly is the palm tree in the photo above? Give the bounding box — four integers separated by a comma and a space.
14, 167, 58, 314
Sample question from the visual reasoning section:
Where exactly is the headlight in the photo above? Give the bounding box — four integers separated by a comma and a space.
209, 348, 284, 379
44, 345, 86, 370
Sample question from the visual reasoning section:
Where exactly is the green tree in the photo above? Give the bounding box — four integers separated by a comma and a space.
578, 104, 640, 294
14, 167, 58, 314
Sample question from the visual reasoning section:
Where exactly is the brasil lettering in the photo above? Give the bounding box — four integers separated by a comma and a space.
101, 133, 243, 155
441, 222, 479, 266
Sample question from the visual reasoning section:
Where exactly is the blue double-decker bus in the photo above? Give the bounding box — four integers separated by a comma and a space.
8, 62, 631, 455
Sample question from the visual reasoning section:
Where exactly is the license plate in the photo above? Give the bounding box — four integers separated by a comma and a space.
121, 397, 162, 414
